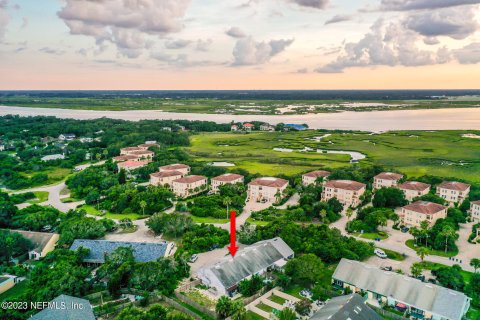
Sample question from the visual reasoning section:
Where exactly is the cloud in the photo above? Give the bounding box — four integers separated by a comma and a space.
39, 47, 65, 55
325, 15, 352, 25
455, 42, 480, 64
21, 16, 28, 28
404, 6, 479, 40
423, 37, 440, 45
296, 67, 308, 73
316, 19, 449, 73
165, 39, 191, 49
58, 0, 191, 58
291, 0, 329, 9
151, 52, 217, 68
226, 27, 246, 38
232, 36, 294, 66
379, 0, 480, 11
195, 39, 212, 52
0, 0, 9, 41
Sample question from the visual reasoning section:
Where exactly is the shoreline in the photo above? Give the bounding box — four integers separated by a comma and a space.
1, 105, 480, 132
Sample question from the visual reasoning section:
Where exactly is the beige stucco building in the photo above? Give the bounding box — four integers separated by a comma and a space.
211, 173, 244, 193
400, 201, 447, 227
159, 164, 191, 176
117, 160, 149, 172
436, 181, 470, 204
150, 170, 184, 188
470, 201, 480, 223
398, 181, 431, 201
373, 172, 403, 190
172, 175, 208, 198
247, 177, 289, 203
302, 170, 330, 186
321, 180, 366, 208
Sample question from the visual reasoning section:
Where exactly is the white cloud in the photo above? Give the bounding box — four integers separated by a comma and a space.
0, 0, 10, 41
226, 27, 247, 39
165, 39, 192, 49
291, 0, 329, 9
58, 0, 191, 58
195, 39, 212, 52
380, 0, 480, 11
455, 42, 480, 64
325, 15, 352, 25
232, 36, 294, 66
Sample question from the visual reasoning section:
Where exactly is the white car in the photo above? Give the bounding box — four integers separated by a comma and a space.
189, 254, 198, 263
374, 248, 388, 259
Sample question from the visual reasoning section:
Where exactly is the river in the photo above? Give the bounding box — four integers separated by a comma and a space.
1, 106, 479, 132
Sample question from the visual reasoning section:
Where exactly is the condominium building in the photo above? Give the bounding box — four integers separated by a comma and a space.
302, 170, 330, 186
400, 201, 447, 227
398, 181, 431, 201
172, 175, 208, 198
117, 160, 149, 171
247, 177, 289, 203
470, 201, 480, 223
436, 181, 470, 204
150, 170, 184, 188
321, 180, 366, 208
120, 147, 144, 155
373, 172, 403, 190
211, 173, 244, 193
159, 164, 191, 176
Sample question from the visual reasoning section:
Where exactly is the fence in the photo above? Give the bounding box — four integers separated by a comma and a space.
367, 304, 409, 320
163, 296, 204, 320
174, 291, 218, 319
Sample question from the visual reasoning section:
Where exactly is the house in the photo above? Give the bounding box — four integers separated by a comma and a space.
112, 155, 139, 162
198, 237, 294, 296
285, 124, 307, 131
120, 146, 144, 155
150, 170, 184, 188
302, 170, 330, 186
128, 150, 155, 160
159, 163, 191, 175
400, 201, 447, 228
243, 123, 255, 131
161, 127, 172, 132
0, 275, 17, 295
69, 240, 173, 264
138, 142, 159, 149
259, 123, 275, 131
41, 136, 57, 144
470, 201, 480, 223
398, 181, 431, 201
231, 124, 239, 131
172, 175, 208, 198
0, 144, 4, 151
144, 140, 157, 144
310, 294, 382, 320
10, 230, 59, 260
321, 180, 366, 208
117, 160, 149, 171
41, 154, 65, 161
58, 133, 76, 141
332, 259, 471, 320
373, 172, 403, 190
211, 173, 244, 193
79, 137, 94, 143
436, 181, 471, 204
247, 177, 289, 203
31, 294, 95, 320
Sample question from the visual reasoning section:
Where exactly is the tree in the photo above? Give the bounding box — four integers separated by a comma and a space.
346, 207, 354, 220
471, 258, 480, 273
440, 225, 456, 253
216, 296, 234, 319
419, 220, 430, 246
285, 254, 325, 286
277, 307, 297, 320
140, 200, 147, 216
416, 247, 429, 262
118, 168, 127, 184
0, 230, 34, 262
410, 262, 423, 278
433, 265, 465, 291
223, 196, 232, 219
372, 187, 407, 208
295, 299, 311, 316
146, 213, 193, 238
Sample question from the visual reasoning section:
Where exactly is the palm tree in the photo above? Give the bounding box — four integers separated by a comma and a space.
139, 200, 147, 216
410, 227, 420, 245
319, 209, 327, 222
231, 302, 247, 320
420, 220, 430, 246
470, 258, 480, 273
346, 207, 354, 220
102, 149, 108, 159
95, 153, 101, 161
278, 307, 297, 320
223, 196, 232, 219
416, 246, 429, 262
440, 225, 456, 253
216, 296, 232, 319
410, 262, 423, 278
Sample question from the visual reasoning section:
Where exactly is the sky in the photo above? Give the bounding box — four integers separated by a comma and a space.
0, 0, 480, 90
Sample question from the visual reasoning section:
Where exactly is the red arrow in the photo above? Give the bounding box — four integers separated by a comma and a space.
228, 210, 238, 257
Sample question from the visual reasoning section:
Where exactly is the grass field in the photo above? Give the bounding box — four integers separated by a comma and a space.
191, 216, 229, 224
23, 167, 71, 184
405, 240, 458, 258
27, 191, 49, 204
79, 205, 147, 221
0, 281, 28, 301
354, 232, 389, 240
187, 130, 480, 181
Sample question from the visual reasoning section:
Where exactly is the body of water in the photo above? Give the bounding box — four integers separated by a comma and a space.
1, 106, 479, 132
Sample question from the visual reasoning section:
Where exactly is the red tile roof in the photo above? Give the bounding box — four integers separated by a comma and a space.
173, 175, 207, 184
243, 123, 254, 127
403, 201, 446, 215
160, 164, 190, 171
121, 147, 143, 152
471, 200, 480, 206
437, 181, 470, 191
374, 172, 403, 181
113, 155, 138, 162
212, 173, 244, 182
324, 180, 366, 191
138, 143, 159, 148
398, 181, 431, 191
249, 177, 288, 188
118, 160, 149, 169
303, 170, 331, 178
150, 170, 183, 178
129, 150, 154, 156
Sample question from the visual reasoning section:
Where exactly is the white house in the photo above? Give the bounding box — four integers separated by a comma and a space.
172, 175, 208, 198
400, 201, 447, 227
197, 237, 294, 296
470, 201, 480, 223
247, 177, 289, 203
321, 180, 366, 208
41, 154, 65, 162
159, 164, 191, 176
436, 181, 471, 204
231, 124, 239, 131
58, 133, 76, 141
259, 123, 275, 131
150, 170, 184, 188
398, 181, 431, 201
211, 173, 244, 193
302, 170, 330, 186
11, 230, 59, 261
373, 172, 403, 190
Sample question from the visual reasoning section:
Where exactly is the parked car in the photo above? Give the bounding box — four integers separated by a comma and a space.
374, 248, 388, 259
300, 289, 312, 299
401, 227, 410, 233
381, 266, 393, 271
189, 254, 198, 263
374, 237, 382, 242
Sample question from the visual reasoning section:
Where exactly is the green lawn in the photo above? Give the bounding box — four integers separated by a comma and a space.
283, 285, 304, 299
0, 281, 28, 301
420, 261, 474, 285
27, 191, 49, 204
269, 295, 287, 305
23, 167, 71, 184
354, 232, 389, 240
466, 306, 480, 320
78, 205, 147, 221
405, 239, 458, 258
187, 130, 480, 181
246, 311, 265, 320
382, 248, 406, 261
191, 216, 229, 224
256, 303, 275, 313
246, 218, 271, 226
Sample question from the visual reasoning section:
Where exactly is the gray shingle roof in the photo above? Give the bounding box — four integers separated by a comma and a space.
310, 294, 382, 320
70, 240, 168, 263
333, 259, 470, 320
200, 237, 293, 290
31, 294, 95, 320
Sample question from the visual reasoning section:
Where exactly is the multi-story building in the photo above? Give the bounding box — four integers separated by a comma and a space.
302, 170, 330, 186
159, 164, 191, 176
470, 201, 480, 223
150, 170, 184, 188
128, 150, 154, 160
436, 181, 470, 204
138, 142, 159, 149
321, 180, 366, 208
259, 123, 275, 131
117, 160, 149, 171
398, 181, 431, 201
172, 175, 208, 198
400, 201, 447, 227
247, 177, 289, 203
373, 172, 403, 190
332, 259, 470, 320
112, 155, 139, 162
120, 147, 144, 155
211, 173, 244, 193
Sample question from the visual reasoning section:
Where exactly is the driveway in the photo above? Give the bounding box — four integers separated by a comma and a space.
104, 218, 162, 243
